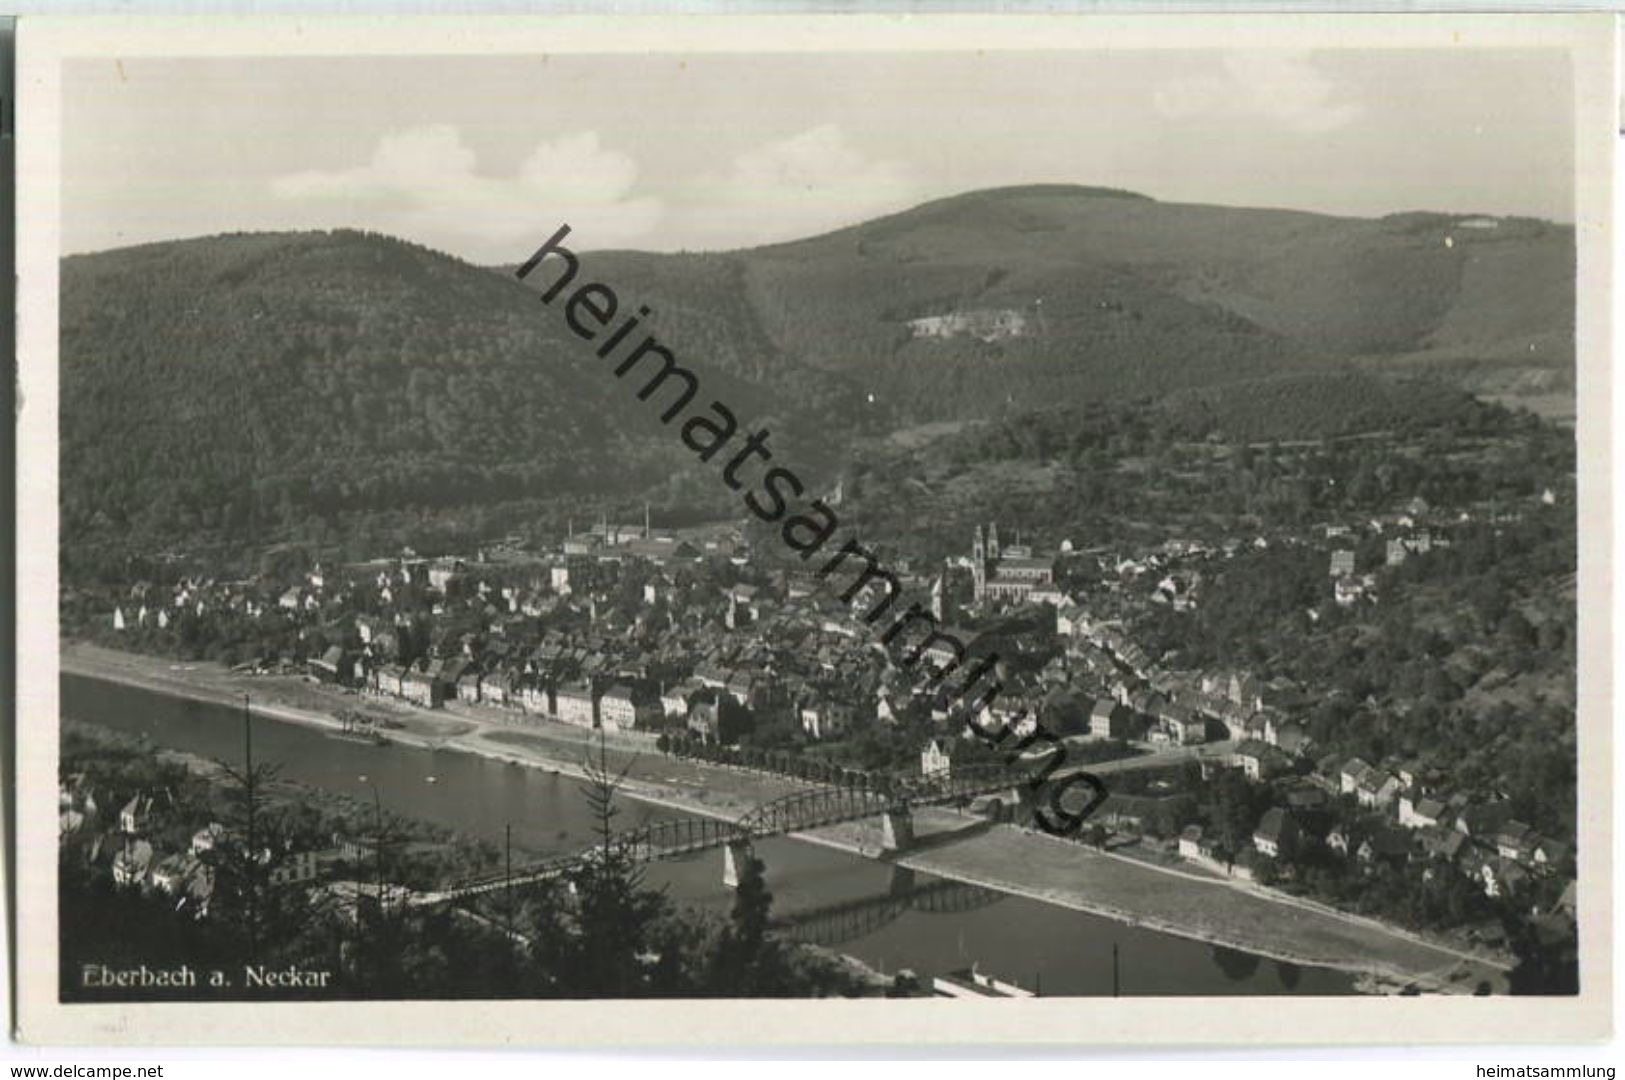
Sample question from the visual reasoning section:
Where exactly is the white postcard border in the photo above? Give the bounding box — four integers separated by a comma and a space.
12, 12, 1616, 1048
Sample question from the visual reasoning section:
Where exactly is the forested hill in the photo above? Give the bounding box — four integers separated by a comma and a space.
59, 230, 769, 553
864, 371, 1516, 500
578, 185, 1572, 424
60, 186, 1573, 563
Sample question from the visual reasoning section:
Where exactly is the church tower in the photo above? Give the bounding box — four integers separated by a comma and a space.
987, 522, 1001, 563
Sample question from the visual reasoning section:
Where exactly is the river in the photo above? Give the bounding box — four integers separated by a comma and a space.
62, 673, 1356, 996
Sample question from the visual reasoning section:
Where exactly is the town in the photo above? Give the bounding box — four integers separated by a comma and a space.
62, 427, 1578, 990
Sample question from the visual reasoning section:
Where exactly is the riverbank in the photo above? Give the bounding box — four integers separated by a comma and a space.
61, 642, 1510, 994
61, 642, 808, 825
793, 810, 1507, 995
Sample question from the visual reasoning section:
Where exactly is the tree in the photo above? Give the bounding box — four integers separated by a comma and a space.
562, 735, 668, 997
709, 849, 777, 995
202, 704, 340, 989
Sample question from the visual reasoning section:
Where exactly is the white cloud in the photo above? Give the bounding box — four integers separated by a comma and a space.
270, 125, 663, 261
678, 123, 920, 248
1153, 51, 1362, 134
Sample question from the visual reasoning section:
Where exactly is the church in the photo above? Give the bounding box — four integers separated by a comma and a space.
970, 523, 1056, 605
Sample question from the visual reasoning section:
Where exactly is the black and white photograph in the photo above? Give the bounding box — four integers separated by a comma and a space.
11, 13, 1615, 1049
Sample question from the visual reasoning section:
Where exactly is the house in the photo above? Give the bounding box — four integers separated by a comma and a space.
375, 665, 407, 698
427, 559, 466, 594
694, 663, 732, 690
1233, 741, 1288, 783
456, 672, 483, 704
1056, 604, 1089, 638
401, 668, 444, 709
600, 683, 660, 733
921, 628, 981, 675
687, 697, 724, 743
479, 671, 515, 707
1326, 824, 1357, 857
1252, 808, 1300, 859
1481, 858, 1529, 899
1397, 792, 1447, 831
1338, 758, 1373, 796
597, 683, 637, 731
268, 849, 322, 888
57, 777, 97, 828
119, 793, 155, 835
191, 823, 225, 855
800, 700, 854, 741
151, 854, 200, 896
1178, 825, 1207, 861
1164, 709, 1206, 745
921, 738, 952, 779
437, 656, 473, 698
112, 840, 154, 888
308, 645, 349, 685
1533, 837, 1571, 874
1418, 825, 1467, 863
520, 679, 552, 716
1455, 800, 1515, 839
1229, 845, 1267, 883
661, 678, 702, 721
555, 681, 598, 728
643, 575, 676, 606
1358, 828, 1413, 867
1356, 769, 1401, 809
1329, 550, 1356, 578
1089, 699, 1137, 740
1334, 577, 1370, 607
1494, 820, 1537, 864
1269, 720, 1311, 757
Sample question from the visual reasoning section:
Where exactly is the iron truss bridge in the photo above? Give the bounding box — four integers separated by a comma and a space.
411, 763, 1029, 908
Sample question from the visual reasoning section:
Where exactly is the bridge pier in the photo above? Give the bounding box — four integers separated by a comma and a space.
881, 807, 914, 852
722, 838, 754, 889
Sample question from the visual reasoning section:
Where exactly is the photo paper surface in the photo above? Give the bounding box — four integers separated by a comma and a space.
13, 13, 1614, 1047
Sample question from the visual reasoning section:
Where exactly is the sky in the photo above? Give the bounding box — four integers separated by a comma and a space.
62, 49, 1575, 262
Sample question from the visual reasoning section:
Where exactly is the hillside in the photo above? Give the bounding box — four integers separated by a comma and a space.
59, 231, 784, 559
539, 186, 1574, 426
59, 186, 1574, 563
725, 188, 1573, 421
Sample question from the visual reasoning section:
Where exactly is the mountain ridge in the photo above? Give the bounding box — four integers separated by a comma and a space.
59, 185, 1574, 564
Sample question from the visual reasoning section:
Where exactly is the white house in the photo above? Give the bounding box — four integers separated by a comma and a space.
921, 738, 952, 779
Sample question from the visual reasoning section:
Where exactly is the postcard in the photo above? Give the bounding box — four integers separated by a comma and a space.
12, 12, 1615, 1047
